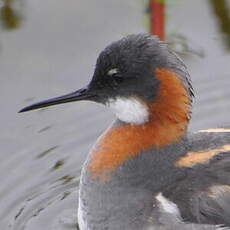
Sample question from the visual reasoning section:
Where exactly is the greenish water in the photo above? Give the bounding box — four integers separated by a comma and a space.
0, 0, 230, 229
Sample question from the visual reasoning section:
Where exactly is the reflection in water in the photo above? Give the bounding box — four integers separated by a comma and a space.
38, 125, 54, 133
51, 160, 65, 171
144, 1, 205, 58
36, 146, 59, 159
58, 175, 75, 185
209, 0, 230, 50
0, 0, 21, 29
167, 33, 205, 58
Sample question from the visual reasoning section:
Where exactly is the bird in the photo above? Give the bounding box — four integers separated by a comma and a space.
19, 34, 230, 230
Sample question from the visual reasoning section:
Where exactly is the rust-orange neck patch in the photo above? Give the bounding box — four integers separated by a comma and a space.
87, 68, 191, 179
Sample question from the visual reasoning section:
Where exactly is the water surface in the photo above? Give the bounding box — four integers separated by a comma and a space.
1, 0, 230, 229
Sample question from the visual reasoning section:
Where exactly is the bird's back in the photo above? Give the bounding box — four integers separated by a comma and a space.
161, 127, 230, 227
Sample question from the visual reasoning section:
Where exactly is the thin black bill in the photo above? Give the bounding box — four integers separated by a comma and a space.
19, 87, 95, 113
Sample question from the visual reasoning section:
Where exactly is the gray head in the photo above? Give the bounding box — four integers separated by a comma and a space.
19, 34, 193, 124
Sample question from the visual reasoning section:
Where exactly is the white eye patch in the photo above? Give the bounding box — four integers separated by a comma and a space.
106, 97, 149, 125
107, 68, 119, 76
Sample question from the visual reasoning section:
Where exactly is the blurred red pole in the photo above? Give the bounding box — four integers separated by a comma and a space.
149, 0, 165, 40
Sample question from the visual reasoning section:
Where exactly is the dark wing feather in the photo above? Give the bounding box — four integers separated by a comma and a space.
190, 151, 230, 226
190, 184, 230, 225
164, 129, 230, 227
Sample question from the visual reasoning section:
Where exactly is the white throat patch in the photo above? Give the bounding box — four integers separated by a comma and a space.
106, 97, 149, 125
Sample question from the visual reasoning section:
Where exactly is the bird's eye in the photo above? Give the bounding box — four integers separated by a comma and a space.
107, 68, 123, 83
107, 68, 119, 76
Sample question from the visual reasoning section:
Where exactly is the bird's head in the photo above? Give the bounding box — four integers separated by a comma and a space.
20, 34, 193, 125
